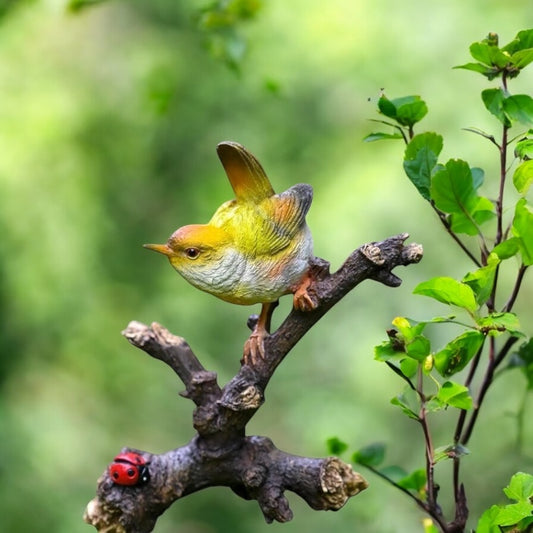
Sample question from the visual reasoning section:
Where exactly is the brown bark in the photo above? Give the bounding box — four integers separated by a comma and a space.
84, 234, 423, 532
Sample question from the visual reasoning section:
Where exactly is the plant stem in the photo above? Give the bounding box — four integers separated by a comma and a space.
362, 465, 449, 532
416, 367, 441, 522
502, 264, 529, 312
431, 204, 481, 267
460, 336, 519, 445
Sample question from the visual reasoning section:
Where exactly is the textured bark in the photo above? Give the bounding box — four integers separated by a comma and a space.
84, 234, 423, 532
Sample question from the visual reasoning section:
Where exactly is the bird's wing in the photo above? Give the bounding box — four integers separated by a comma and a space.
217, 142, 275, 203
252, 183, 313, 256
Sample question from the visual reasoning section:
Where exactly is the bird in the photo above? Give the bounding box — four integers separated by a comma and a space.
144, 141, 316, 364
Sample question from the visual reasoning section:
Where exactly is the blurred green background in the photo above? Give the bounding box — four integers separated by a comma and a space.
1, 1, 532, 532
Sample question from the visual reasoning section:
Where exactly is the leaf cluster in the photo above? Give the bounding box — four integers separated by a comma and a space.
334, 29, 533, 533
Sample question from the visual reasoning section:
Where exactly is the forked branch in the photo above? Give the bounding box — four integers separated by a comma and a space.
84, 234, 423, 533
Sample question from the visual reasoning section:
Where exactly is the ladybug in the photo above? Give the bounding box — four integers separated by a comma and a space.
108, 452, 150, 486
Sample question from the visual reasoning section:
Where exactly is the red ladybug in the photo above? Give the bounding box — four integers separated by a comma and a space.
108, 452, 150, 486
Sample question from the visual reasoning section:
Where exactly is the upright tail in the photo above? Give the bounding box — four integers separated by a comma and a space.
216, 141, 275, 203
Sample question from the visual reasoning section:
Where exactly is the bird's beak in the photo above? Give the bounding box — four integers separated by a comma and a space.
143, 243, 172, 256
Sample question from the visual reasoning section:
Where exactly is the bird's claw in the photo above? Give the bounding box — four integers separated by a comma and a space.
243, 330, 267, 366
293, 273, 318, 312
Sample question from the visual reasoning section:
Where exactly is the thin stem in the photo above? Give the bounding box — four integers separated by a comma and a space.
362, 465, 449, 532
502, 264, 529, 312
416, 367, 440, 519
460, 336, 519, 445
495, 119, 509, 247
431, 203, 482, 267
386, 361, 416, 390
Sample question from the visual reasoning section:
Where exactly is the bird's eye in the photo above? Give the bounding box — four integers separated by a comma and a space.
185, 247, 200, 259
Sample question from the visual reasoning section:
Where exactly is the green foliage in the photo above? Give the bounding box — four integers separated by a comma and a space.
476, 473, 533, 532
195, 0, 263, 71
338, 27, 533, 533
455, 30, 533, 80
326, 436, 349, 456
403, 132, 443, 200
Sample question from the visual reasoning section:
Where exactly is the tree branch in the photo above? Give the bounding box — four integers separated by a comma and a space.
84, 234, 423, 532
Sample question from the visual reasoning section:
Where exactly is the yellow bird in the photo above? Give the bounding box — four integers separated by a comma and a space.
144, 141, 316, 363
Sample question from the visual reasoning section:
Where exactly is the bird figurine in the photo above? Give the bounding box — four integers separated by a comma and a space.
144, 141, 316, 364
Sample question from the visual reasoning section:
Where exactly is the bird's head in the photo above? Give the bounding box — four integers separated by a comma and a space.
144, 224, 233, 286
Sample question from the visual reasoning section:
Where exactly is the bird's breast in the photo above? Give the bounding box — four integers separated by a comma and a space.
179, 227, 313, 305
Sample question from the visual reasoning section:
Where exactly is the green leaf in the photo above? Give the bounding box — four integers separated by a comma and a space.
378, 95, 428, 127
503, 472, 533, 502
378, 465, 408, 482
378, 94, 398, 119
396, 98, 428, 128
434, 443, 470, 463
514, 138, 533, 160
430, 159, 494, 235
374, 340, 402, 361
469, 41, 510, 68
477, 312, 522, 336
352, 442, 386, 467
397, 468, 427, 492
504, 94, 533, 126
514, 338, 533, 389
510, 48, 533, 69
403, 132, 443, 200
391, 389, 419, 420
512, 198, 533, 265
477, 472, 533, 531
463, 256, 500, 305
496, 501, 533, 526
502, 29, 533, 55
482, 88, 511, 126
453, 62, 498, 79
448, 197, 495, 236
364, 132, 404, 142
476, 505, 502, 533
513, 159, 533, 194
471, 167, 485, 190
413, 276, 478, 312
436, 381, 473, 409
406, 335, 431, 361
492, 238, 520, 260
434, 331, 485, 377
400, 357, 418, 378
326, 436, 348, 455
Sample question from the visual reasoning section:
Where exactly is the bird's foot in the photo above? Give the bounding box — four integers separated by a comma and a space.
243, 327, 268, 366
293, 272, 318, 312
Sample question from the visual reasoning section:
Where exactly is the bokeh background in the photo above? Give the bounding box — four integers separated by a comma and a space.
1, 1, 532, 532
